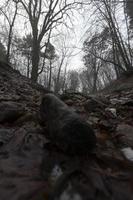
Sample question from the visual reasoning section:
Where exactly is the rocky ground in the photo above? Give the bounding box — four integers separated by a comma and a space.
0, 61, 133, 200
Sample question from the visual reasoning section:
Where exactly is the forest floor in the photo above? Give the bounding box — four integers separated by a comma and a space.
0, 61, 133, 200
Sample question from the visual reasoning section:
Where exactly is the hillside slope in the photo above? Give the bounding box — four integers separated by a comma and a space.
100, 71, 133, 94
0, 61, 133, 200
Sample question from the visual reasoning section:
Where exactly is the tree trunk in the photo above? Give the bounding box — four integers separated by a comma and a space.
27, 55, 30, 78
6, 28, 12, 63
48, 60, 52, 90
92, 71, 97, 93
31, 40, 40, 82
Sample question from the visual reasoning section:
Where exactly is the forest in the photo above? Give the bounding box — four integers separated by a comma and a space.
0, 1, 133, 200
0, 0, 133, 94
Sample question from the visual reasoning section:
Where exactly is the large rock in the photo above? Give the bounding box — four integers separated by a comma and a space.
0, 102, 25, 123
116, 124, 133, 148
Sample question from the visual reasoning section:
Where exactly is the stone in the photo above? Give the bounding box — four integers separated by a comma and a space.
40, 94, 96, 155
116, 124, 133, 148
0, 102, 25, 123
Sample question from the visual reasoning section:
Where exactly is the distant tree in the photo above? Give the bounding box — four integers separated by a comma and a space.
126, 0, 133, 29
48, 43, 56, 90
44, 42, 57, 90
67, 70, 79, 92
0, 41, 6, 61
17, 34, 32, 77
0, 0, 19, 63
83, 29, 109, 92
54, 64, 68, 94
79, 70, 91, 94
54, 35, 73, 94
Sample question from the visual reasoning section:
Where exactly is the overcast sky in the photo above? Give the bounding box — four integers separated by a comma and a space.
51, 5, 94, 70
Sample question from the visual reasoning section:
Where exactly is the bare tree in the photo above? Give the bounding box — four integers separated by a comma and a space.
17, 0, 79, 82
67, 70, 80, 92
92, 0, 133, 71
54, 34, 73, 93
0, 0, 19, 63
83, 29, 109, 92
39, 40, 57, 90
126, 0, 133, 30
15, 34, 32, 77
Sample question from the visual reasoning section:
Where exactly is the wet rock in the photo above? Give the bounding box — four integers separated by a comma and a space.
0, 128, 14, 147
105, 108, 117, 117
64, 99, 74, 106
87, 116, 99, 125
121, 147, 133, 161
98, 120, 114, 131
0, 94, 20, 101
123, 100, 133, 106
40, 94, 96, 155
84, 96, 107, 113
110, 98, 127, 105
50, 165, 63, 183
0, 102, 25, 123
116, 124, 133, 148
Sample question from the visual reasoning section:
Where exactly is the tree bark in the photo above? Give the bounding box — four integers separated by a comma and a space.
48, 60, 52, 90
31, 39, 40, 82
27, 54, 30, 78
